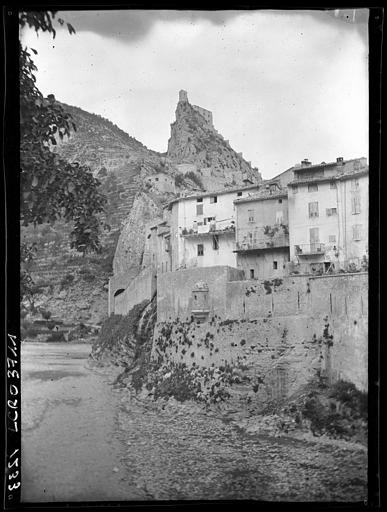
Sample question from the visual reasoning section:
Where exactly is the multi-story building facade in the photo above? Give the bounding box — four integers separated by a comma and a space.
145, 220, 172, 276
287, 157, 368, 273
165, 184, 260, 270
234, 182, 290, 279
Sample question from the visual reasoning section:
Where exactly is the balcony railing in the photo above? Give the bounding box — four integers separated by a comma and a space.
295, 243, 325, 256
235, 234, 289, 252
181, 223, 235, 237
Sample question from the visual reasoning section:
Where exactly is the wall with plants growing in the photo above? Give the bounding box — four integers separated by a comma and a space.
153, 271, 368, 395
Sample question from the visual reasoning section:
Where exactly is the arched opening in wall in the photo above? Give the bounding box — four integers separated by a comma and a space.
114, 288, 125, 298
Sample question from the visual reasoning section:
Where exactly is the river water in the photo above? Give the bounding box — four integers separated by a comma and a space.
21, 342, 144, 502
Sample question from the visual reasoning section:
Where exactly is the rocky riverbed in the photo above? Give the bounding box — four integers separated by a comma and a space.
115, 387, 367, 501
21, 342, 367, 503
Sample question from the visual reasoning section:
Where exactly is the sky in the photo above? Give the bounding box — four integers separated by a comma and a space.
20, 9, 369, 179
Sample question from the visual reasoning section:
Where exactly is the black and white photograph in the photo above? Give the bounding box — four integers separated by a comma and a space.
7, 6, 380, 505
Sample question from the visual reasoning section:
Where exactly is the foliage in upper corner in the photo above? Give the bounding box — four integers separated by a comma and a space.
19, 11, 107, 258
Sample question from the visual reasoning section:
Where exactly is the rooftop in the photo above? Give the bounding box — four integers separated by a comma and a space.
288, 165, 369, 187
165, 184, 260, 209
234, 185, 287, 204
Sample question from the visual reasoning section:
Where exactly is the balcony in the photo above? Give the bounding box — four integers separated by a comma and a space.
181, 223, 235, 238
295, 243, 325, 256
234, 234, 289, 252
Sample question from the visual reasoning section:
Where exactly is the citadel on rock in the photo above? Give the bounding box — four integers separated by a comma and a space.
108, 91, 368, 395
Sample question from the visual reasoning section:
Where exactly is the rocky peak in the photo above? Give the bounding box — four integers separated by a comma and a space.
167, 91, 262, 190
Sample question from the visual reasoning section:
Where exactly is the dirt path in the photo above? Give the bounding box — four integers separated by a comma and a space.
21, 342, 146, 502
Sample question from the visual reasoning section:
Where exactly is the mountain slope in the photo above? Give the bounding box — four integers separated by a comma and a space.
22, 94, 263, 327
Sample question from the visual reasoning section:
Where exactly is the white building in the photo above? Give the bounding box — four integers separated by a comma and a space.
287, 157, 368, 273
166, 184, 260, 270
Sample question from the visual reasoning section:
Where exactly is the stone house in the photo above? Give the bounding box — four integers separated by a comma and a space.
146, 172, 175, 194
287, 157, 369, 273
165, 184, 260, 271
234, 181, 290, 279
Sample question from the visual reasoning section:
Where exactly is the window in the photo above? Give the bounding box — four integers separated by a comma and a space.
196, 204, 203, 216
276, 210, 284, 224
351, 179, 360, 191
308, 183, 318, 192
329, 235, 336, 243
293, 185, 298, 194
210, 196, 218, 203
212, 235, 219, 250
351, 195, 361, 214
352, 225, 362, 241
237, 192, 243, 197
273, 261, 278, 270
308, 202, 319, 218
309, 228, 320, 253
330, 181, 337, 189
250, 269, 255, 279
326, 208, 337, 216
248, 209, 255, 222
197, 197, 203, 202
197, 244, 204, 256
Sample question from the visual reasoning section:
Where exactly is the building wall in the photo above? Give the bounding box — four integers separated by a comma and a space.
156, 266, 244, 322
337, 175, 369, 264
156, 233, 172, 274
181, 233, 236, 269
108, 268, 141, 315
192, 105, 213, 127
147, 173, 175, 193
236, 195, 288, 244
169, 186, 259, 270
272, 167, 295, 188
114, 268, 156, 315
236, 250, 289, 279
288, 180, 343, 265
288, 162, 368, 270
235, 195, 289, 278
154, 270, 368, 393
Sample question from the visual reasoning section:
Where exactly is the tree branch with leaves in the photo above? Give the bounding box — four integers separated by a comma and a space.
20, 11, 108, 302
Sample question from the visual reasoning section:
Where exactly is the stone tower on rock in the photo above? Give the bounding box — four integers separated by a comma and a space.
167, 90, 261, 189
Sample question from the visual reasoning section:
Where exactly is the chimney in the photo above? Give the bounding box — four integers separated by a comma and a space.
336, 157, 344, 165
301, 158, 311, 166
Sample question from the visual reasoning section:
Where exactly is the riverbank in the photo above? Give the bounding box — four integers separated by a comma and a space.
21, 342, 145, 502
21, 343, 367, 502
